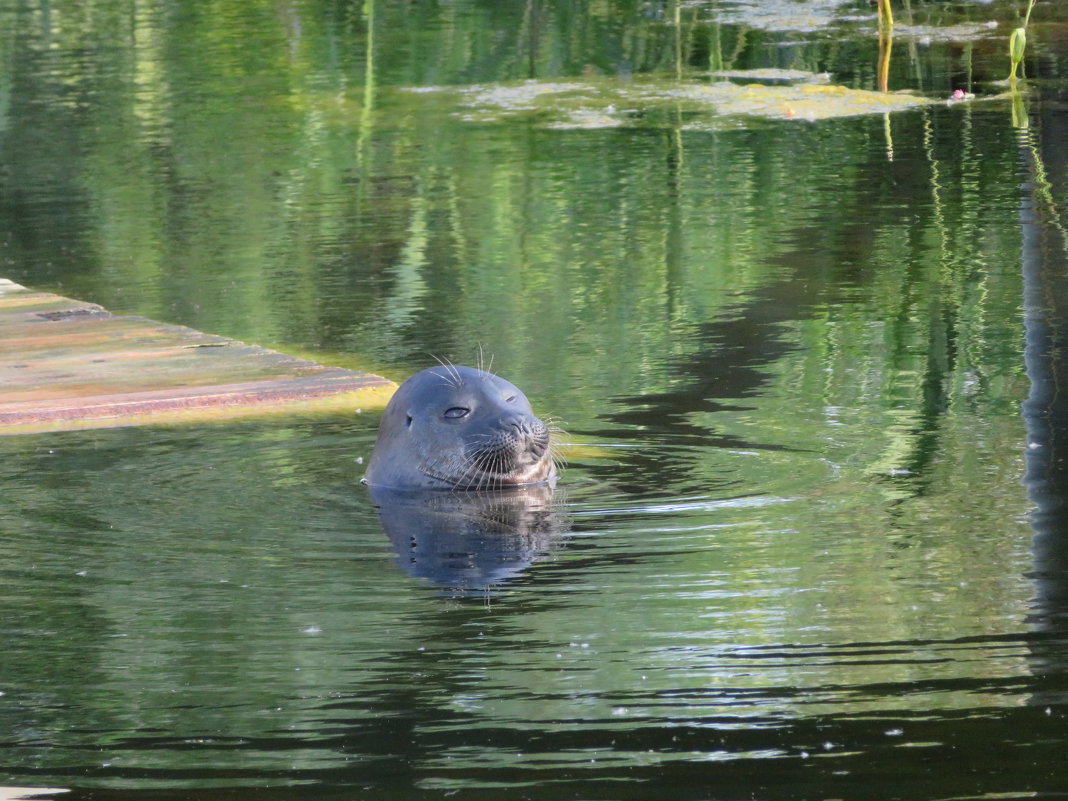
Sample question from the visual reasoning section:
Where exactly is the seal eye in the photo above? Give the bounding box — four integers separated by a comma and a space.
444, 407, 469, 419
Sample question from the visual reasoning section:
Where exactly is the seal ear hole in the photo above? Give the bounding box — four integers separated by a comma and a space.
405, 414, 413, 428
444, 407, 470, 419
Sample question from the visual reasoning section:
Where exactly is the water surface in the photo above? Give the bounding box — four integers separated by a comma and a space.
2, 1, 1068, 798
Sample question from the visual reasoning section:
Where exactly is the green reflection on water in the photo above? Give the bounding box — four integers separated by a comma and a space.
0, 0, 1065, 796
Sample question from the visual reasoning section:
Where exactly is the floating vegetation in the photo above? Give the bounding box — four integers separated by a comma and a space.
410, 73, 939, 131
708, 0, 1003, 41
712, 0, 855, 33
709, 68, 832, 86
893, 21, 1001, 43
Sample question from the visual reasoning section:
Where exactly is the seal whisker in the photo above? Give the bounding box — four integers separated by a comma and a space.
474, 451, 495, 490
428, 354, 464, 388
474, 345, 495, 379
545, 423, 569, 472
441, 357, 463, 387
428, 369, 457, 388
493, 451, 506, 488
454, 453, 475, 491
466, 448, 493, 489
443, 450, 476, 494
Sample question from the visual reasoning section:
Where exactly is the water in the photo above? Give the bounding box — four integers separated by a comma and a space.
2, 0, 1068, 798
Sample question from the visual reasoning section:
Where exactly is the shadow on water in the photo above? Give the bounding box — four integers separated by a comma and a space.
1022, 92, 1068, 706
13, 686, 1068, 801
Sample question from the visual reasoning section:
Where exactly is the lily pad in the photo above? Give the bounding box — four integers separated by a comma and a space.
422, 75, 936, 130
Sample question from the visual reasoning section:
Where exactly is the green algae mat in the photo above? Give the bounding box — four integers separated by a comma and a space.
0, 279, 395, 435
407, 71, 946, 130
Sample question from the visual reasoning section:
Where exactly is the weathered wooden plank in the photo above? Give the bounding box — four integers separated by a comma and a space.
0, 279, 396, 434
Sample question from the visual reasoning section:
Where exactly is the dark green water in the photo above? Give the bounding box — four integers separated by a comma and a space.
2, 1, 1068, 799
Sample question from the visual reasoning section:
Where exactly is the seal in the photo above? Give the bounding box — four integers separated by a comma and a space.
363, 364, 557, 490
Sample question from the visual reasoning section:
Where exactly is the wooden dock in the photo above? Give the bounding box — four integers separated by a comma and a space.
0, 279, 396, 435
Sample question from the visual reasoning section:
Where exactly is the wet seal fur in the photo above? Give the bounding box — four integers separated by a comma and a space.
363, 365, 557, 490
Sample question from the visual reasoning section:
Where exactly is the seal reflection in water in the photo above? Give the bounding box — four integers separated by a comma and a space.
363, 365, 557, 491
369, 483, 562, 591
364, 365, 563, 591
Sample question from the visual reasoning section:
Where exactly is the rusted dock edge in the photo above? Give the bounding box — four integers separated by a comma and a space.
0, 279, 396, 435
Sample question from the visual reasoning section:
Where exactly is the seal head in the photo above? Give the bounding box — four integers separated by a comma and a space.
364, 365, 556, 490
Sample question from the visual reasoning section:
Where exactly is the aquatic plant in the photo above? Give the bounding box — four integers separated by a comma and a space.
1008, 0, 1036, 83
877, 0, 893, 29
876, 0, 893, 93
